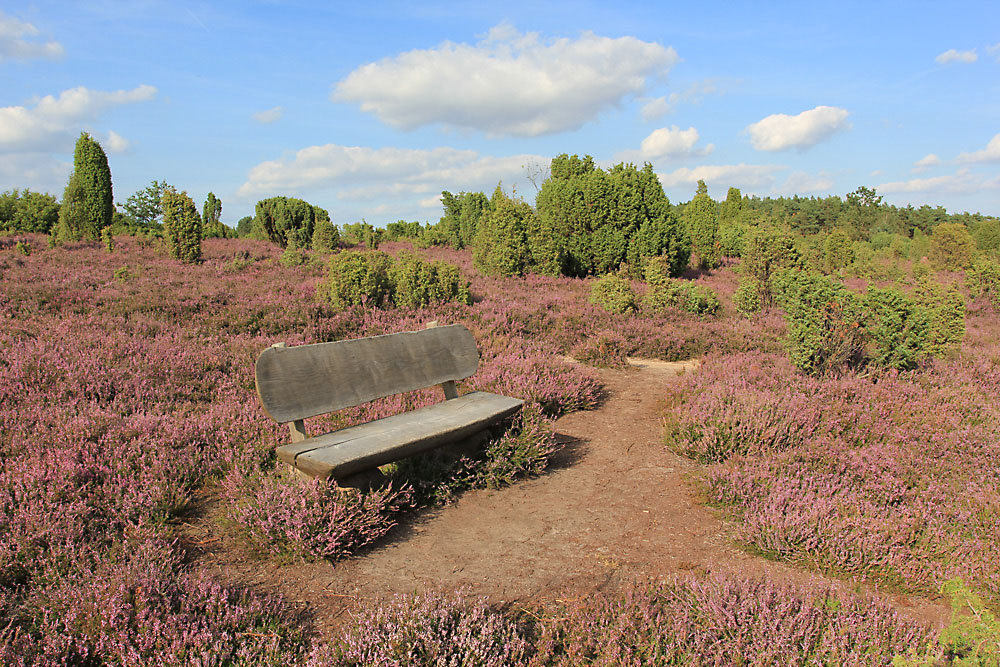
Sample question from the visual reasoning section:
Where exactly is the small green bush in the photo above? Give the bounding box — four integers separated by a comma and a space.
822, 228, 854, 272
734, 277, 763, 317
643, 278, 720, 317
311, 218, 340, 252
389, 251, 471, 309
589, 275, 637, 314
863, 287, 933, 371
321, 250, 393, 309
113, 266, 130, 283
100, 226, 114, 253
772, 269, 865, 377
930, 223, 977, 271
278, 246, 308, 267
161, 188, 202, 263
966, 259, 1000, 308
15, 240, 31, 256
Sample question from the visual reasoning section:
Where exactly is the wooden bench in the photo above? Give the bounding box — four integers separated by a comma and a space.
254, 323, 524, 482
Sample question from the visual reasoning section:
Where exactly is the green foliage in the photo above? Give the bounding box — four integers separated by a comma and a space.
388, 251, 471, 309
121, 180, 170, 229
253, 196, 328, 248
311, 217, 340, 252
320, 250, 470, 311
0, 189, 60, 233
862, 287, 934, 371
973, 218, 1000, 254
100, 227, 114, 253
201, 192, 227, 238
914, 278, 966, 356
734, 278, 763, 317
439, 191, 490, 248
643, 278, 721, 317
894, 579, 1000, 667
235, 215, 254, 237
534, 155, 687, 277
278, 246, 308, 267
683, 180, 719, 269
740, 226, 801, 309
823, 228, 854, 271
967, 260, 1000, 308
931, 223, 977, 270
717, 219, 749, 258
15, 240, 32, 256
57, 133, 113, 242
588, 274, 637, 314
473, 185, 533, 277
383, 220, 423, 242
113, 266, 130, 283
321, 250, 394, 309
772, 269, 865, 377
161, 188, 202, 263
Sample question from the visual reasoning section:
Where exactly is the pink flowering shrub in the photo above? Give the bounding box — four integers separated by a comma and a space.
666, 343, 1000, 598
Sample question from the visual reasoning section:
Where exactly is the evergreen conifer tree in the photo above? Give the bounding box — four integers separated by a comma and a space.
162, 188, 202, 262
58, 132, 113, 240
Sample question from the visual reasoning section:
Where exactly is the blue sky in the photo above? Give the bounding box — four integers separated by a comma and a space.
2, 1, 998, 225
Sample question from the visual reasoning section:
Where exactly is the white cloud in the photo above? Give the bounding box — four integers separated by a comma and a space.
616, 125, 713, 163
657, 163, 786, 191
935, 48, 977, 64
238, 143, 546, 203
956, 133, 1000, 163
105, 130, 129, 153
253, 106, 283, 124
776, 171, 835, 195
0, 12, 64, 62
878, 169, 1000, 195
745, 106, 850, 151
332, 23, 679, 136
912, 153, 941, 172
0, 152, 71, 193
988, 43, 1000, 62
0, 85, 157, 151
639, 80, 716, 121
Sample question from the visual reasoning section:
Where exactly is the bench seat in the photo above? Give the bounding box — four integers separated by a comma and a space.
276, 391, 524, 480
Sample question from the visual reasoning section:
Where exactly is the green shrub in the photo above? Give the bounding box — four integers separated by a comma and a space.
772, 269, 865, 377
15, 240, 31, 256
278, 246, 308, 267
113, 266, 130, 283
589, 275, 637, 314
101, 226, 114, 253
473, 185, 533, 277
734, 277, 763, 317
966, 260, 1000, 308
914, 278, 966, 356
862, 287, 933, 371
930, 223, 977, 271
643, 278, 720, 317
321, 250, 393, 309
822, 228, 854, 272
311, 217, 340, 252
253, 196, 328, 248
717, 220, 748, 257
389, 252, 471, 309
625, 215, 691, 280
683, 180, 719, 269
740, 226, 800, 309
161, 189, 202, 263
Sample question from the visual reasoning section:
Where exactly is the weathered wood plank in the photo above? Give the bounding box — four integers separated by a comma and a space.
276, 391, 524, 480
255, 324, 480, 424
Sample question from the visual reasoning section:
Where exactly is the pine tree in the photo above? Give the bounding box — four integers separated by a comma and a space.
162, 188, 202, 262
58, 132, 113, 240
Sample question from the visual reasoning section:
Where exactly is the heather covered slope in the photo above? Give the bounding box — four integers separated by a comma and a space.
1, 234, 997, 664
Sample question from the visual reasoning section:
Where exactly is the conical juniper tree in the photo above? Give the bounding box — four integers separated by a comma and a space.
58, 132, 113, 241
162, 188, 202, 263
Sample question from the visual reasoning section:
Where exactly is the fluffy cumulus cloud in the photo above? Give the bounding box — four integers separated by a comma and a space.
0, 84, 157, 151
239, 143, 547, 213
252, 106, 283, 124
912, 153, 941, 172
957, 133, 1000, 163
616, 125, 713, 163
935, 48, 977, 64
332, 23, 678, 136
0, 11, 64, 62
745, 106, 850, 152
105, 130, 130, 153
657, 163, 786, 191
878, 169, 1000, 195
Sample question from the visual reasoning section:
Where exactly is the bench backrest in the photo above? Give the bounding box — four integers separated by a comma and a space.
255, 324, 479, 424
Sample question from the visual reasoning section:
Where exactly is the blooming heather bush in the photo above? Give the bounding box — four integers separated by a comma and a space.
222, 469, 410, 561
320, 590, 531, 666
570, 330, 631, 369
533, 574, 933, 666
666, 350, 1000, 599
